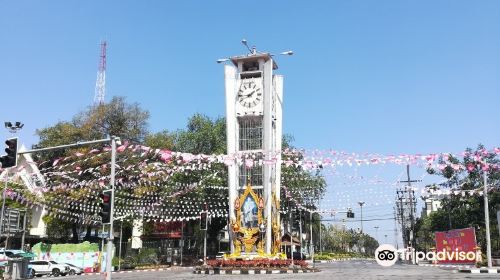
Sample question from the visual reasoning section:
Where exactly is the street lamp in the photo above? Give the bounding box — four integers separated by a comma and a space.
279, 51, 294, 56
374, 226, 379, 242
217, 39, 294, 64
216, 58, 230, 64
358, 201, 365, 233
4, 122, 24, 134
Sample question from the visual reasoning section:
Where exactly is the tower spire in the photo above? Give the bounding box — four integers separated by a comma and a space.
93, 40, 107, 106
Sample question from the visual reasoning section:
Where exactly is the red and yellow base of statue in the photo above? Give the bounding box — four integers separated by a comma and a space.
224, 183, 285, 260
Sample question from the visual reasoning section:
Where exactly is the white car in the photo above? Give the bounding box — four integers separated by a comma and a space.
63, 263, 83, 275
0, 250, 26, 266
29, 260, 70, 277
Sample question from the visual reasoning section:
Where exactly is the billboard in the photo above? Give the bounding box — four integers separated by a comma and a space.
434, 227, 477, 264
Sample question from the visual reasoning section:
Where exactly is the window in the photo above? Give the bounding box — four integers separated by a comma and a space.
239, 152, 263, 187
239, 117, 263, 151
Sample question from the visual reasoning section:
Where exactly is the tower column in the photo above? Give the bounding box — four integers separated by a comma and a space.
263, 59, 274, 254
224, 65, 238, 254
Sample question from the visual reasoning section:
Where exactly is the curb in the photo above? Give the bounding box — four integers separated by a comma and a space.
313, 258, 371, 263
418, 264, 474, 269
458, 268, 500, 274
193, 269, 318, 275
81, 267, 193, 276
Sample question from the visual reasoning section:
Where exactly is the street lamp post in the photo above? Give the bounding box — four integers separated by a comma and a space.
309, 211, 314, 268
374, 226, 379, 243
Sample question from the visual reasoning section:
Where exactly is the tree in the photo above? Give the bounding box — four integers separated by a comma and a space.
320, 224, 378, 255
35, 96, 150, 160
33, 96, 150, 243
415, 145, 500, 254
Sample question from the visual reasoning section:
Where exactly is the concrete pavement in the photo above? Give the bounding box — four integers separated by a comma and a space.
58, 260, 500, 279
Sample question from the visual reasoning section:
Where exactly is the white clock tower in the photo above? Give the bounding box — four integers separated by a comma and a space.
224, 46, 284, 256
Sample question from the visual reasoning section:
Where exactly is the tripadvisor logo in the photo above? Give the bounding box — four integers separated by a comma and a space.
375, 244, 398, 267
374, 244, 481, 267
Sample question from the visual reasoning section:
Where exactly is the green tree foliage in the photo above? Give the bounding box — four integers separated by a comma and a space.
321, 224, 379, 255
42, 215, 72, 243
415, 145, 499, 254
33, 96, 150, 242
35, 96, 150, 161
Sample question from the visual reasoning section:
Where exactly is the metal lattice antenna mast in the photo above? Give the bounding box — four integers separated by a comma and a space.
93, 40, 107, 106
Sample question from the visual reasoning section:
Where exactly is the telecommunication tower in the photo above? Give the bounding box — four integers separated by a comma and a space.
93, 41, 107, 105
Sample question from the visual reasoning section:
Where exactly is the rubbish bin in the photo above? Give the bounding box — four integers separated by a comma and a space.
5, 259, 30, 280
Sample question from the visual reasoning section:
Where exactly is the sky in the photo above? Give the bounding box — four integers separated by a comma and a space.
1, 1, 499, 247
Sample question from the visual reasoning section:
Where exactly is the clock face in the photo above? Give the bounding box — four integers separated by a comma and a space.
238, 80, 262, 108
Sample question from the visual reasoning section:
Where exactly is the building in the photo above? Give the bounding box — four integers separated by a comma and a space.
0, 145, 48, 248
223, 46, 284, 256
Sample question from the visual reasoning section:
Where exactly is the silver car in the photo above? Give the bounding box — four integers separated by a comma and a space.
63, 263, 83, 275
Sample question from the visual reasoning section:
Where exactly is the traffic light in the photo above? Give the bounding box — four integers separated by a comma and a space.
200, 211, 207, 230
347, 209, 355, 218
99, 192, 111, 224
0, 138, 18, 168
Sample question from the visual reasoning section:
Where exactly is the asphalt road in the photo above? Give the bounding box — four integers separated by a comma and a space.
57, 260, 498, 280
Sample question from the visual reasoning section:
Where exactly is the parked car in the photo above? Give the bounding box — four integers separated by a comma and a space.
29, 260, 70, 277
63, 263, 83, 275
0, 249, 26, 266
215, 252, 226, 260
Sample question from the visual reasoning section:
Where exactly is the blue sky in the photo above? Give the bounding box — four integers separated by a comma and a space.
1, 1, 499, 246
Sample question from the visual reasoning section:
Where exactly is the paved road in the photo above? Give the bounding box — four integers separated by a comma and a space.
58, 260, 498, 280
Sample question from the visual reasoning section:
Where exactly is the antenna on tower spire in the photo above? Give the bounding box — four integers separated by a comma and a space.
93, 40, 107, 106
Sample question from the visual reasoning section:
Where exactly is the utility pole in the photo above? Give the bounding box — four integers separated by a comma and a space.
393, 207, 399, 249
358, 201, 365, 233
483, 171, 492, 268
396, 192, 407, 248
397, 164, 421, 249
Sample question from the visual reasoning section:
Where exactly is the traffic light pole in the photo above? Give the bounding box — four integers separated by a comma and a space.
106, 137, 116, 280
18, 138, 111, 155
17, 137, 117, 279
0, 177, 7, 252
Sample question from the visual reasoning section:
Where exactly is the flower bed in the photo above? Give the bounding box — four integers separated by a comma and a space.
206, 259, 308, 269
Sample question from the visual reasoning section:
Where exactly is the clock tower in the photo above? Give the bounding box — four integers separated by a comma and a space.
224, 46, 283, 256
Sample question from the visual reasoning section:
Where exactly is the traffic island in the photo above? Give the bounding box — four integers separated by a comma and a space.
193, 259, 320, 275
193, 267, 319, 275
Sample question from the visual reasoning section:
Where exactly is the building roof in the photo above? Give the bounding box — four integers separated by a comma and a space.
230, 52, 278, 70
